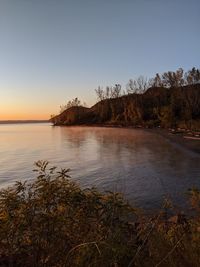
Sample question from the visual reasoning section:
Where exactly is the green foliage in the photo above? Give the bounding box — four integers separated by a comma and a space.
0, 162, 200, 267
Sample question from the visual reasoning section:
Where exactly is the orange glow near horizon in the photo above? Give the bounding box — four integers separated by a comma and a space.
0, 94, 95, 121
0, 84, 95, 121
0, 113, 50, 120
0, 105, 55, 120
0, 98, 58, 120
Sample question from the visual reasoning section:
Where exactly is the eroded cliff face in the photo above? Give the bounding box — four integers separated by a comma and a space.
51, 84, 200, 129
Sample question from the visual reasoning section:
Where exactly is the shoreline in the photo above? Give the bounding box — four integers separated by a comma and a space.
0, 120, 49, 124
149, 128, 200, 155
51, 123, 200, 154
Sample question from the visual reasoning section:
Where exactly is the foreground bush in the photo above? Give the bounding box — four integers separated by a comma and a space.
0, 161, 199, 267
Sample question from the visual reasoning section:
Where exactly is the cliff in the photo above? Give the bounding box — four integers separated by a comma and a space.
51, 84, 200, 130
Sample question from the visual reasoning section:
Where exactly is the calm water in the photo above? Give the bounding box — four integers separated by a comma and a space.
0, 123, 200, 209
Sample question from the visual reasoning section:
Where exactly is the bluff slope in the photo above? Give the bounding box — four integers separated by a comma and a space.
51, 84, 200, 130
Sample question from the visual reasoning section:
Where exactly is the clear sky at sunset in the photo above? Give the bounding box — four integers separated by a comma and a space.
0, 0, 199, 120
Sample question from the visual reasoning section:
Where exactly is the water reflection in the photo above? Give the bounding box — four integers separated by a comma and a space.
0, 124, 200, 210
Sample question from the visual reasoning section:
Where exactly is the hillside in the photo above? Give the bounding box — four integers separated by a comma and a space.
51, 84, 200, 130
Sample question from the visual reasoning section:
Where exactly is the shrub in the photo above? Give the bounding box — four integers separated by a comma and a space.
0, 161, 200, 267
0, 161, 137, 267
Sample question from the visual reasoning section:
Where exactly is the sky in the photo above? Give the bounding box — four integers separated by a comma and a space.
0, 0, 199, 120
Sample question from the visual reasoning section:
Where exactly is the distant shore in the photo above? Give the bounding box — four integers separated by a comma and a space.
0, 120, 49, 124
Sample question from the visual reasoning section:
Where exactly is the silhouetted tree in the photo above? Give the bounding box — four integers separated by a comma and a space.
60, 97, 83, 113
137, 76, 149, 93
161, 68, 184, 88
126, 79, 137, 94
110, 84, 122, 98
50, 114, 56, 119
95, 86, 105, 101
105, 86, 111, 99
185, 67, 200, 85
95, 84, 123, 101
126, 76, 149, 94
151, 73, 163, 87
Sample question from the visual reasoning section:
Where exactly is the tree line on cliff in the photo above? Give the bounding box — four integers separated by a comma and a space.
51, 67, 200, 130
94, 67, 200, 101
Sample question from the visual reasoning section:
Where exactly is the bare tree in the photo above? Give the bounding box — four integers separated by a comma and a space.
162, 71, 174, 87
185, 67, 200, 85
50, 114, 56, 119
175, 68, 184, 87
95, 86, 105, 101
105, 86, 111, 99
136, 76, 149, 93
59, 97, 83, 113
126, 76, 149, 94
126, 79, 137, 94
161, 68, 185, 88
151, 73, 163, 87
110, 84, 122, 98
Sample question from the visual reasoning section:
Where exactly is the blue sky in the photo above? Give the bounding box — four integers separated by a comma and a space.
0, 0, 199, 119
